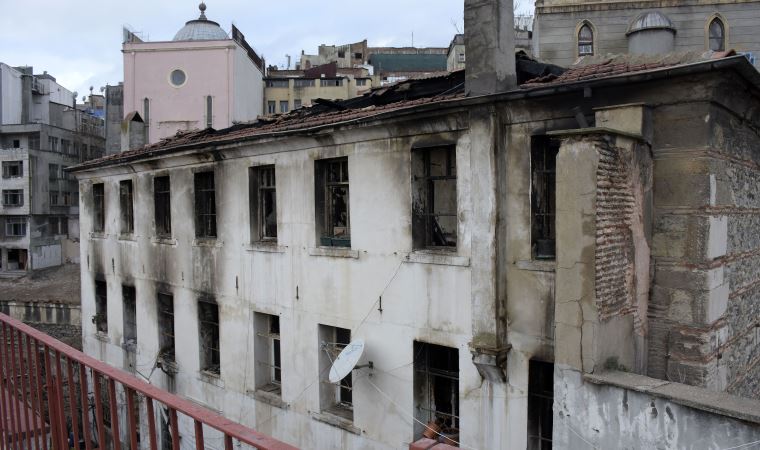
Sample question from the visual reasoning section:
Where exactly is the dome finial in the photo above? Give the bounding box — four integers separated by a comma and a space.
198, 2, 207, 20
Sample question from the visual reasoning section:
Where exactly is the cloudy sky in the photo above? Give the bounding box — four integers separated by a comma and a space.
0, 0, 534, 100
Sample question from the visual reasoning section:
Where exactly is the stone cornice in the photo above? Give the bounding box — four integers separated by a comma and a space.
536, 0, 760, 14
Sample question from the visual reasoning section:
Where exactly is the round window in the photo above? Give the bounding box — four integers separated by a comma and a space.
170, 69, 187, 87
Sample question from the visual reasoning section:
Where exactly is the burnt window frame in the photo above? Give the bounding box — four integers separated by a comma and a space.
2, 189, 24, 207
412, 145, 458, 250
531, 137, 559, 260
2, 161, 23, 178
527, 360, 554, 450
120, 179, 135, 235
254, 313, 282, 396
194, 171, 217, 239
94, 279, 108, 334
122, 285, 137, 350
93, 183, 105, 233
249, 165, 278, 243
315, 157, 351, 248
197, 296, 220, 375
157, 292, 175, 363
318, 325, 353, 421
413, 341, 459, 439
154, 176, 172, 238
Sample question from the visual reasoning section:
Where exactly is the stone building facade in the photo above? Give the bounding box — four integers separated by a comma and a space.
71, 1, 760, 449
533, 0, 760, 67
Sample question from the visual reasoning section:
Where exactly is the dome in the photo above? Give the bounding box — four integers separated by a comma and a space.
173, 3, 228, 41
626, 11, 676, 35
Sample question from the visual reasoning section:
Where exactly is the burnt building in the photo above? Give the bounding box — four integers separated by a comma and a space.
71, 0, 760, 449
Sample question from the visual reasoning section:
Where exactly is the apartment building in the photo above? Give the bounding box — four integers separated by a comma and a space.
0, 63, 104, 273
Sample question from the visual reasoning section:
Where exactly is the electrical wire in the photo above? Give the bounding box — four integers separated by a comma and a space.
720, 439, 760, 450
556, 412, 598, 449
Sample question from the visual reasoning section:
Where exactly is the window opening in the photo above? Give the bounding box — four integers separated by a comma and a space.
194, 172, 217, 238
154, 176, 172, 238
279, 101, 289, 114
709, 18, 726, 51
316, 158, 350, 247
412, 146, 457, 249
531, 137, 559, 259
198, 297, 220, 374
2, 161, 23, 178
413, 342, 459, 440
527, 360, 554, 450
158, 292, 175, 362
2, 190, 23, 207
318, 325, 353, 421
93, 183, 105, 232
6, 249, 28, 270
122, 285, 137, 350
254, 313, 281, 395
95, 280, 108, 333
250, 166, 277, 242
120, 180, 134, 234
206, 96, 213, 128
5, 217, 26, 237
578, 24, 594, 56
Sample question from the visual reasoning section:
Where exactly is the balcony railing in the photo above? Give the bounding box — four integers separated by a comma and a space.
0, 313, 297, 450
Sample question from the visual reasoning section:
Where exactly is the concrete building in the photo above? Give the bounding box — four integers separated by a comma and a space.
72, 0, 760, 449
0, 63, 104, 274
264, 63, 373, 114
533, 0, 760, 67
118, 3, 265, 149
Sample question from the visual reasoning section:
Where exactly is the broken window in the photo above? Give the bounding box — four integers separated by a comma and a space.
194, 172, 217, 238
249, 165, 277, 242
527, 360, 554, 450
120, 180, 134, 235
2, 161, 23, 178
709, 18, 726, 51
318, 325, 353, 421
6, 249, 28, 270
12, 139, 20, 148
531, 137, 559, 259
198, 297, 220, 375
157, 292, 175, 362
95, 279, 108, 333
206, 95, 213, 128
122, 285, 137, 350
93, 183, 105, 233
315, 157, 350, 247
354, 52, 363, 60
254, 313, 281, 395
338, 50, 346, 58
267, 101, 276, 114
413, 342, 459, 440
5, 217, 26, 237
578, 23, 594, 56
279, 101, 289, 114
412, 146, 457, 249
2, 190, 23, 207
154, 176, 172, 238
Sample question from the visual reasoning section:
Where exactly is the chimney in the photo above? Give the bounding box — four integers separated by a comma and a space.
464, 0, 517, 96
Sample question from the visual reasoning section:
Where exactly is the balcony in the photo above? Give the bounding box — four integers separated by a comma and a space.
0, 313, 296, 450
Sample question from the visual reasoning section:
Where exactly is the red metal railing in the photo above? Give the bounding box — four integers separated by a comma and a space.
0, 313, 297, 450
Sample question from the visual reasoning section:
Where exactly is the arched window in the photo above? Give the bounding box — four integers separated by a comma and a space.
708, 18, 726, 51
578, 24, 594, 56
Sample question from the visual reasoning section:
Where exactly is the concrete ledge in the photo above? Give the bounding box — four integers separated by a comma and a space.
310, 411, 361, 435
546, 126, 645, 142
245, 242, 287, 254
405, 251, 470, 267
515, 259, 555, 272
585, 371, 760, 425
308, 247, 360, 259
192, 239, 223, 248
198, 371, 224, 388
150, 237, 178, 246
251, 389, 287, 409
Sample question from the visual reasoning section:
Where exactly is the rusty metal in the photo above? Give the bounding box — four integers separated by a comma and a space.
0, 313, 296, 450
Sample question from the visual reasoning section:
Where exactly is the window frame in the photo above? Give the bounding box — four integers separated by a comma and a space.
315, 157, 351, 248
157, 292, 175, 363
249, 165, 278, 243
413, 341, 460, 439
154, 176, 172, 238
318, 325, 353, 421
194, 172, 217, 239
2, 161, 23, 179
254, 313, 282, 395
2, 189, 24, 207
5, 216, 27, 237
577, 22, 595, 57
412, 146, 458, 250
93, 183, 105, 233
197, 297, 221, 375
95, 279, 108, 334
707, 16, 727, 52
531, 137, 560, 260
122, 285, 137, 349
120, 180, 135, 235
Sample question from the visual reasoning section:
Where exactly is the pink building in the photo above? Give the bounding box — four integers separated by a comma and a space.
122, 3, 264, 144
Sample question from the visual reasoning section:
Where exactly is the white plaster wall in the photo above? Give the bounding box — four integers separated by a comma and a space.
77, 116, 512, 450
232, 44, 264, 123
0, 63, 22, 125
30, 243, 61, 269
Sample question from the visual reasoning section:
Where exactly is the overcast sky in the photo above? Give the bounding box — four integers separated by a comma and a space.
0, 0, 534, 100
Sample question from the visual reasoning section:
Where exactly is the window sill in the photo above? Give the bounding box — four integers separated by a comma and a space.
118, 234, 136, 242
515, 259, 556, 272
198, 370, 224, 388
93, 331, 109, 343
308, 247, 359, 259
405, 251, 470, 267
192, 239, 223, 248
245, 242, 286, 253
311, 410, 360, 435
89, 232, 107, 240
252, 388, 287, 409
151, 237, 177, 246
157, 357, 178, 375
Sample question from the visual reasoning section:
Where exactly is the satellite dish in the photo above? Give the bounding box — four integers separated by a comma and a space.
329, 339, 365, 383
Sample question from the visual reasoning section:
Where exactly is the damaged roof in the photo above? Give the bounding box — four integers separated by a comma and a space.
71, 51, 756, 172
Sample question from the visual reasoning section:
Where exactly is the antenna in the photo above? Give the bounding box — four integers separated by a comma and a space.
326, 339, 372, 383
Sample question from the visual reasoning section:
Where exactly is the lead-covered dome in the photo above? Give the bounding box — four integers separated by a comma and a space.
626, 11, 676, 35
173, 3, 228, 41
